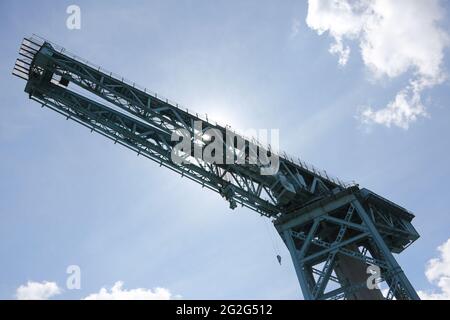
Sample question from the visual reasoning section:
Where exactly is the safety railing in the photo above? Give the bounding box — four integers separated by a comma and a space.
25, 34, 357, 189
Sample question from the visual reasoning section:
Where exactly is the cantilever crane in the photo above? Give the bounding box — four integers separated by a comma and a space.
13, 36, 421, 300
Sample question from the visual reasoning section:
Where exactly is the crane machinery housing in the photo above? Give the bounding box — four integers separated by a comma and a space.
12, 35, 421, 300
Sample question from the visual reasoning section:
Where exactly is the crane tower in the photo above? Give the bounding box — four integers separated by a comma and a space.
12, 36, 420, 300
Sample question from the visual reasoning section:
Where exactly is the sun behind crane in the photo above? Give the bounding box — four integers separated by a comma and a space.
12, 35, 420, 300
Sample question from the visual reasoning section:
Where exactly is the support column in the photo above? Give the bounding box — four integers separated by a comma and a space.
277, 195, 420, 300
351, 200, 420, 300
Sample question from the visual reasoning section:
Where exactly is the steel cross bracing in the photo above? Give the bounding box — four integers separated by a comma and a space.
276, 188, 420, 300
13, 36, 421, 300
14, 37, 355, 217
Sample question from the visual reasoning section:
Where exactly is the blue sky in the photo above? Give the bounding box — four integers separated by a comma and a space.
0, 0, 449, 299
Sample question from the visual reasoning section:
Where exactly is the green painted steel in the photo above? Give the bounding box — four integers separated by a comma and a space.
13, 36, 420, 300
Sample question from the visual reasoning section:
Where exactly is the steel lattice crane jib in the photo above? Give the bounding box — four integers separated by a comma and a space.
12, 35, 421, 300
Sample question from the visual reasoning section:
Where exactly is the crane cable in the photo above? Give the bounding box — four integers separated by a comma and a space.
264, 218, 282, 265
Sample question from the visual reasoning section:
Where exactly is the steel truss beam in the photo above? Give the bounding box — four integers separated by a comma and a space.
13, 36, 421, 300
276, 193, 420, 300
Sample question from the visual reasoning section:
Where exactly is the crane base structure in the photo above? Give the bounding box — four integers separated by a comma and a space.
276, 187, 419, 300
12, 35, 420, 300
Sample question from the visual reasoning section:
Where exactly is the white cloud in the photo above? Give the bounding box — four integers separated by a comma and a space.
15, 280, 177, 300
16, 281, 61, 300
306, 0, 449, 129
419, 238, 450, 300
83, 281, 176, 300
360, 84, 427, 129
306, 0, 367, 65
